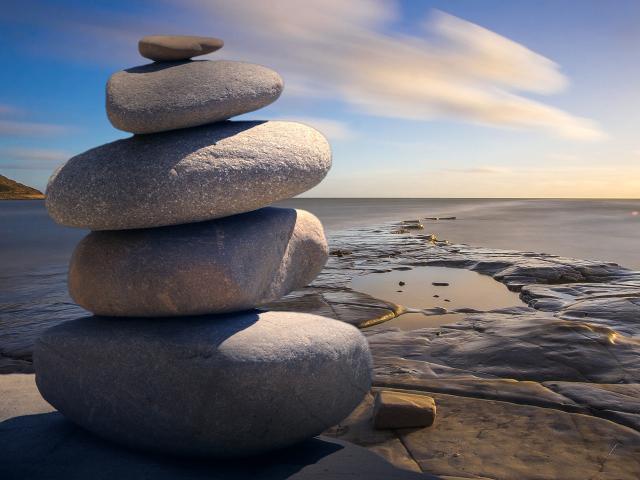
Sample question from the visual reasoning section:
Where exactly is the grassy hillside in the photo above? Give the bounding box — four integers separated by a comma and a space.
0, 174, 45, 200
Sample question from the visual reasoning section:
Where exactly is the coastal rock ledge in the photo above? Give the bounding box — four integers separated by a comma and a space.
34, 312, 373, 457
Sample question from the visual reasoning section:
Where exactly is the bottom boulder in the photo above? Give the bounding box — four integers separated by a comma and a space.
34, 311, 372, 457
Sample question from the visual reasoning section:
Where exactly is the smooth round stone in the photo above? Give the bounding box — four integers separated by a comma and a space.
34, 311, 373, 457
69, 207, 328, 317
138, 35, 223, 61
107, 60, 283, 134
46, 121, 330, 230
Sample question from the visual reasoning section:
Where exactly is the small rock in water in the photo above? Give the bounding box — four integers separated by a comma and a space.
46, 121, 330, 230
444, 299, 451, 302
432, 282, 450, 286
138, 35, 223, 61
433, 294, 440, 298
373, 390, 436, 430
330, 249, 353, 257
68, 208, 328, 317
399, 281, 406, 286
34, 311, 373, 457
107, 60, 283, 134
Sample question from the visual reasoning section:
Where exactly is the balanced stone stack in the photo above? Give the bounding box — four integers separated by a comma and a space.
37, 35, 372, 457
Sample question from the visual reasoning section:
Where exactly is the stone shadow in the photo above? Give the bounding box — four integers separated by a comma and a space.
0, 412, 432, 480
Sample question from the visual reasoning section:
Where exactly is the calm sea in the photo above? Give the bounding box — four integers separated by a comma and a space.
2, 198, 640, 275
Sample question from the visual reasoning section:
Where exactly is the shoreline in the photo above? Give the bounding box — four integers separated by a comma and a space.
1, 217, 638, 372
2, 218, 640, 477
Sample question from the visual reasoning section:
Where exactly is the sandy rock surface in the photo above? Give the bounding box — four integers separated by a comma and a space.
328, 388, 640, 479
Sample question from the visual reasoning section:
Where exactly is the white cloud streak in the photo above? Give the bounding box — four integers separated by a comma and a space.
174, 1, 604, 140
0, 147, 70, 161
443, 166, 512, 174
8, 0, 605, 141
273, 117, 355, 141
0, 120, 72, 136
0, 102, 75, 137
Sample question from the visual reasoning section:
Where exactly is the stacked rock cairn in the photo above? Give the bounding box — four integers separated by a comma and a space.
37, 35, 373, 457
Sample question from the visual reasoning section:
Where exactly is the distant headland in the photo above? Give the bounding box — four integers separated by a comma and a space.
0, 174, 45, 200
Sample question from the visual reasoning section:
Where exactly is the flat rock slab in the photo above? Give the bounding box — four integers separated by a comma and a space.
46, 121, 331, 230
139, 35, 223, 61
69, 208, 327, 316
34, 311, 372, 457
366, 310, 640, 384
373, 390, 436, 429
374, 377, 582, 413
329, 388, 640, 479
107, 60, 283, 133
0, 374, 54, 422
0, 375, 430, 480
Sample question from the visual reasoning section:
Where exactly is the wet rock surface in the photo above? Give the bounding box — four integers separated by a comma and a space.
278, 223, 640, 477
327, 388, 640, 480
3, 220, 640, 477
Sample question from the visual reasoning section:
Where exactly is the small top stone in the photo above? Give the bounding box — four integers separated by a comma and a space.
138, 35, 223, 62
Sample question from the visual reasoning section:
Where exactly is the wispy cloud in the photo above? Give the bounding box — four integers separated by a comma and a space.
173, 1, 605, 140
0, 147, 70, 161
0, 103, 75, 136
274, 116, 355, 140
6, 1, 605, 141
0, 120, 72, 136
443, 166, 512, 174
0, 147, 70, 170
0, 104, 22, 115
546, 153, 580, 162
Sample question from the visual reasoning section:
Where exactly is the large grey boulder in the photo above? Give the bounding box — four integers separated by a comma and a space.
46, 121, 331, 230
34, 311, 373, 457
69, 208, 328, 317
107, 60, 283, 134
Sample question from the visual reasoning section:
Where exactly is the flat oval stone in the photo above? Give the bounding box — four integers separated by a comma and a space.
34, 312, 373, 457
138, 35, 223, 61
68, 208, 328, 317
46, 121, 331, 230
106, 60, 283, 134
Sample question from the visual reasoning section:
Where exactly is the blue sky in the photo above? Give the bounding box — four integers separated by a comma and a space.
1, 0, 639, 197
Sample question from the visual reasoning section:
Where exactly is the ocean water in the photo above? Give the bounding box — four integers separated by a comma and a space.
3, 199, 639, 276
351, 265, 524, 330
1, 199, 639, 354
